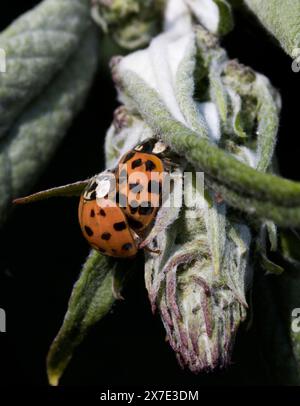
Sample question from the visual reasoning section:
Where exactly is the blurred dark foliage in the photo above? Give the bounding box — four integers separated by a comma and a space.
0, 1, 299, 386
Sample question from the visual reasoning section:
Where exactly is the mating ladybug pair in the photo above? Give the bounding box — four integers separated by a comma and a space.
78, 139, 175, 258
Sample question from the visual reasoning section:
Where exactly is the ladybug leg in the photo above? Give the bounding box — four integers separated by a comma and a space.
163, 159, 179, 172
164, 158, 177, 165
142, 245, 161, 255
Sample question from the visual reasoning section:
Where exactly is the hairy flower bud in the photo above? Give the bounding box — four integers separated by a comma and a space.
91, 0, 165, 49
145, 180, 252, 371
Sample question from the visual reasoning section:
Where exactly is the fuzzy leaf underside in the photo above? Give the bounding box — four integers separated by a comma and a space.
0, 25, 100, 225
13, 180, 89, 204
0, 0, 91, 139
47, 251, 118, 386
244, 0, 300, 58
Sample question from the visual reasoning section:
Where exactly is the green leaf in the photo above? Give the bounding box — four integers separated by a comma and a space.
0, 0, 91, 138
13, 180, 89, 205
47, 251, 126, 386
91, 0, 165, 50
175, 39, 209, 138
214, 0, 234, 36
223, 60, 279, 172
244, 0, 300, 58
280, 229, 300, 267
254, 75, 279, 172
117, 70, 300, 227
204, 191, 227, 275
0, 25, 100, 225
266, 220, 278, 252
260, 253, 284, 275
209, 52, 229, 124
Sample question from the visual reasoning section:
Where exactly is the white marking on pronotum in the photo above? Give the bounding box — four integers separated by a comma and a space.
0, 48, 6, 73
152, 141, 167, 154
134, 144, 144, 151
95, 172, 118, 207
96, 178, 112, 198
0, 308, 6, 333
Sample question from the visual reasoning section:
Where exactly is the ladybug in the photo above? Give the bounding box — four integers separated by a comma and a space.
116, 139, 170, 233
79, 139, 175, 258
78, 171, 139, 258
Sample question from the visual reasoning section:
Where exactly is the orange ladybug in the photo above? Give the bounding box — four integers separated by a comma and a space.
78, 172, 139, 258
78, 139, 174, 258
116, 139, 168, 233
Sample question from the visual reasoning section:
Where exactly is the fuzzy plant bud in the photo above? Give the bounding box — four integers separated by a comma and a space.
91, 0, 166, 49
145, 175, 252, 371
105, 106, 154, 167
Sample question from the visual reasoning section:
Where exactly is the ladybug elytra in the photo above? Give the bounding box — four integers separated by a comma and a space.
78, 139, 174, 258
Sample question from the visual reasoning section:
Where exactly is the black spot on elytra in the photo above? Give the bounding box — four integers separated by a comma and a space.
122, 242, 133, 251
112, 249, 117, 254
145, 160, 156, 171
122, 151, 135, 163
129, 183, 144, 193
138, 205, 154, 216
84, 226, 94, 237
131, 159, 143, 169
99, 209, 106, 216
148, 180, 160, 194
113, 221, 127, 231
130, 206, 139, 215
128, 217, 144, 230
90, 209, 95, 217
98, 247, 106, 253
101, 232, 111, 241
